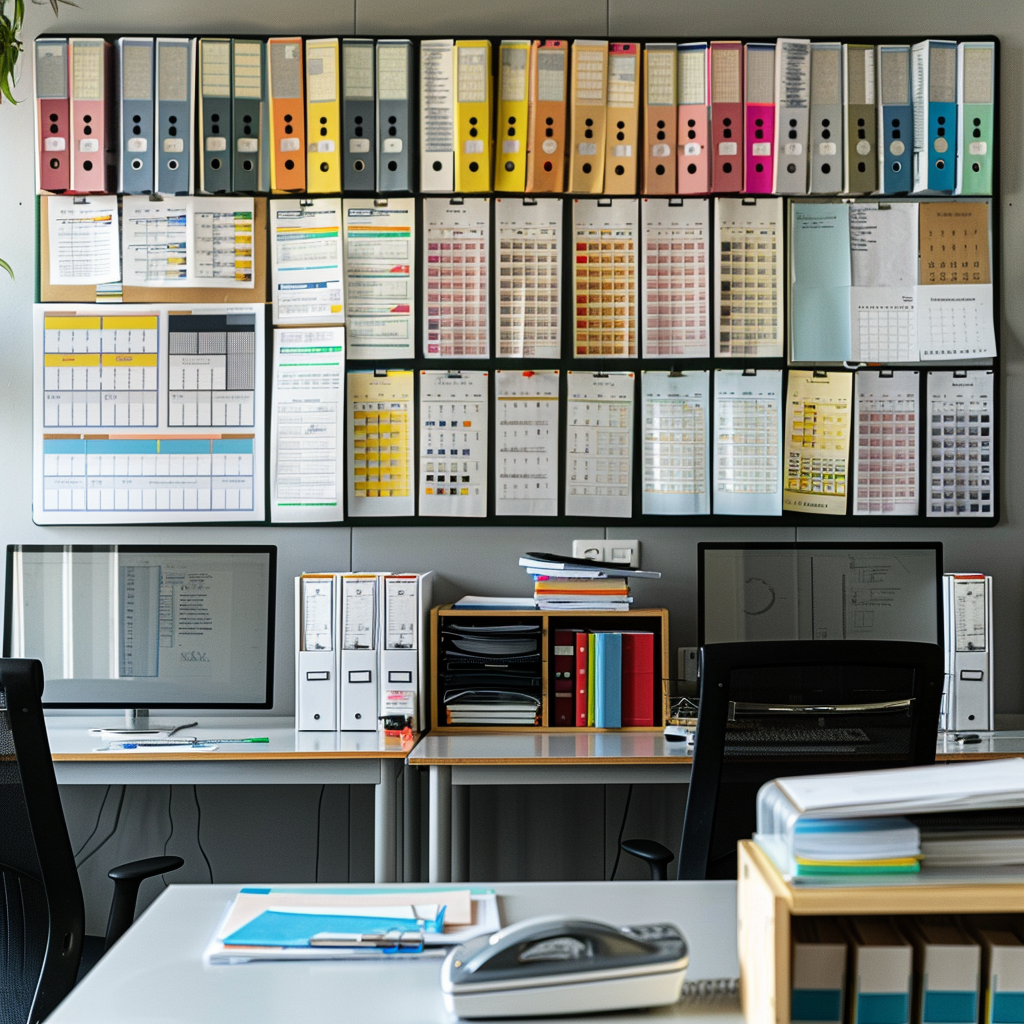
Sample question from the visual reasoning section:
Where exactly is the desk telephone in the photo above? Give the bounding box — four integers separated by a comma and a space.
440, 916, 689, 1018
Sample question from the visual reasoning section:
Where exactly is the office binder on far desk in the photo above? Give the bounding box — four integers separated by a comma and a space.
155, 38, 195, 195
305, 37, 341, 194
340, 574, 380, 732
296, 574, 338, 732
376, 39, 414, 193
232, 39, 266, 193
342, 39, 376, 191
69, 38, 115, 194
942, 573, 994, 732
380, 572, 434, 729
199, 38, 232, 193
35, 38, 70, 193
269, 36, 306, 192
117, 37, 154, 194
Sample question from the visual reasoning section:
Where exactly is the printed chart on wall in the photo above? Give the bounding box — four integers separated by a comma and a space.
573, 199, 638, 358
33, 304, 265, 524
641, 198, 710, 358
269, 199, 344, 324
565, 371, 634, 518
927, 369, 994, 519
423, 197, 490, 358
715, 197, 783, 358
495, 369, 559, 517
121, 197, 256, 288
270, 327, 345, 524
47, 196, 120, 286
346, 369, 415, 517
641, 371, 709, 515
782, 370, 852, 515
713, 369, 782, 516
854, 370, 919, 517
342, 200, 415, 360
495, 197, 562, 358
419, 370, 488, 517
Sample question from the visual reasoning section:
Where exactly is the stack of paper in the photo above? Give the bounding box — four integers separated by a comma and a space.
519, 552, 661, 612
787, 817, 922, 877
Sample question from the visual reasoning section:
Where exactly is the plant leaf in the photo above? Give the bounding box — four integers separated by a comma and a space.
0, 257, 13, 280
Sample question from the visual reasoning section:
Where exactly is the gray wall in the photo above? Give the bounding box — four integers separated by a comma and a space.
0, 0, 1021, 932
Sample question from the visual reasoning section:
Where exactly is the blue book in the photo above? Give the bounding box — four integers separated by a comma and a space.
594, 633, 622, 729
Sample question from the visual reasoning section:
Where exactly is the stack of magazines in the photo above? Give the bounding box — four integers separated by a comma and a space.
519, 552, 661, 611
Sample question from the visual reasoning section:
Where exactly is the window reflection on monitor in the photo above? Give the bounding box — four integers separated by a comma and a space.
4, 545, 276, 709
698, 543, 942, 646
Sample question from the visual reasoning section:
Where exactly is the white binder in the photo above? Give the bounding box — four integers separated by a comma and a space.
296, 574, 338, 731
379, 571, 434, 730
942, 573, 994, 731
339, 574, 380, 731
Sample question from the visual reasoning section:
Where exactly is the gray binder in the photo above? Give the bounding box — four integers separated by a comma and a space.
342, 38, 376, 191
376, 39, 414, 193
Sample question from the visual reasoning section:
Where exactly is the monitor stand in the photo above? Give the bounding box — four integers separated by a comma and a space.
93, 709, 198, 739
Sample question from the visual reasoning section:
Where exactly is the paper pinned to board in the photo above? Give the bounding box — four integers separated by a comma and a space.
48, 195, 120, 286
495, 369, 559, 517
270, 199, 344, 324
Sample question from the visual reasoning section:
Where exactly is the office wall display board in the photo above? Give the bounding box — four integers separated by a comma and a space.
29, 35, 1000, 528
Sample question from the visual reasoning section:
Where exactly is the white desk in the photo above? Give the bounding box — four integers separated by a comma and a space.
46, 717, 416, 883
46, 880, 742, 1024
410, 730, 1024, 883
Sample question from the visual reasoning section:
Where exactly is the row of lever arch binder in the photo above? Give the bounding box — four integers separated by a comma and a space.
34, 36, 995, 198
295, 571, 433, 732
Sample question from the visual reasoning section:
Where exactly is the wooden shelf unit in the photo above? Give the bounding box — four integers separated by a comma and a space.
428, 605, 670, 733
736, 839, 1024, 1024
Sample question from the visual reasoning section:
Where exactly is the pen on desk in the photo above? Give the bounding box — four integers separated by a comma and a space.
110, 737, 270, 748
167, 721, 199, 737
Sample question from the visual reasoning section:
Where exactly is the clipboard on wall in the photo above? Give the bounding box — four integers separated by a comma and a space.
38, 195, 269, 304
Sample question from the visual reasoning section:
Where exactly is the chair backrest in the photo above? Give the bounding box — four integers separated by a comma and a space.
0, 660, 84, 1024
677, 640, 943, 881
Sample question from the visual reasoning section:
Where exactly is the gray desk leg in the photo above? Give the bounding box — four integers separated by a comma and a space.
403, 765, 421, 882
429, 765, 452, 883
452, 784, 470, 883
374, 759, 401, 883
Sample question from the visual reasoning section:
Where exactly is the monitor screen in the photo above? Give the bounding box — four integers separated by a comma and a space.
698, 543, 942, 646
4, 545, 276, 709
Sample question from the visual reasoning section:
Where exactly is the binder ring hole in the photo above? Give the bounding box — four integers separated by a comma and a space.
655, 165, 665, 175
972, 162, 981, 172
936, 159, 944, 169
284, 159, 294, 170
243, 159, 253, 171
505, 161, 515, 171
49, 124, 59, 132
83, 114, 92, 123
244, 115, 252, 123
584, 129, 592, 138
285, 124, 293, 134
657, 119, 665, 129
388, 127, 397, 136
722, 161, 732, 173
543, 161, 552, 171
211, 158, 221, 170
687, 163, 696, 174
354, 159, 365, 171
133, 114, 141, 123
545, 117, 553, 125
614, 164, 624, 175
320, 127, 327, 136
388, 116, 397, 124
892, 162, 901, 172
821, 162, 831, 174
50, 158, 61, 169
168, 159, 179, 170
284, 114, 292, 123
787, 163, 796, 173
687, 119, 695, 127
49, 113, 58, 122
82, 159, 93, 170
83, 125, 92, 136
131, 158, 142, 170
245, 126, 252, 135
468, 161, 479, 173
755, 162, 763, 173
320, 161, 330, 172
582, 162, 592, 174
432, 160, 442, 171
388, 159, 398, 171
168, 126, 177, 136
320, 116, 327, 124
585, 118, 593, 126
133, 125, 141, 135
657, 130, 665, 140
169, 116, 177, 124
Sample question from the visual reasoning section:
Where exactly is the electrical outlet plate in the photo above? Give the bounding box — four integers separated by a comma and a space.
572, 539, 640, 568
679, 647, 699, 683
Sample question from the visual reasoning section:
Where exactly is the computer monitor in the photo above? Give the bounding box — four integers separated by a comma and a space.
698, 542, 943, 646
3, 545, 276, 711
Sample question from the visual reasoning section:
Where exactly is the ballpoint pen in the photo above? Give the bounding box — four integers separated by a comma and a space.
110, 738, 270, 748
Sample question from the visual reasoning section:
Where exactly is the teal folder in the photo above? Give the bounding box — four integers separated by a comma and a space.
223, 907, 446, 948
594, 632, 622, 729
791, 203, 852, 363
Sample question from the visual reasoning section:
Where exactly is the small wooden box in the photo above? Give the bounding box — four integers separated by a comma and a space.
737, 839, 1024, 1024
429, 605, 670, 733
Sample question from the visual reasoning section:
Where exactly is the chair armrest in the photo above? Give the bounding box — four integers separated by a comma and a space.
104, 856, 184, 949
620, 839, 674, 881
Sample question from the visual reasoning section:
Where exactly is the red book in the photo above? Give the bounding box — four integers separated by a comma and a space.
621, 633, 655, 727
553, 629, 575, 726
574, 631, 589, 727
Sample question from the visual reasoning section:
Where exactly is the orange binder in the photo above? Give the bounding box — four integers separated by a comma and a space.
568, 39, 608, 194
603, 42, 640, 194
268, 37, 306, 191
643, 42, 677, 194
525, 39, 568, 193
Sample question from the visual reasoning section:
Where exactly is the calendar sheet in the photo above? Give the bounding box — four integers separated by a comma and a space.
926, 369, 994, 518
853, 370, 920, 516
418, 370, 489, 517
641, 371, 709, 515
714, 197, 783, 358
423, 198, 490, 358
34, 304, 265, 525
572, 200, 639, 358
782, 370, 852, 515
346, 369, 415, 517
495, 198, 562, 359
495, 370, 560, 517
640, 198, 710, 358
565, 371, 634, 518
712, 369, 783, 516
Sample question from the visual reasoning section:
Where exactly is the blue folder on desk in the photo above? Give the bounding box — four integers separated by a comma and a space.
224, 906, 446, 948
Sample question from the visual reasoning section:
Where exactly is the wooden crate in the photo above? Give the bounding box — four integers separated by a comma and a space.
429, 605, 670, 733
736, 839, 1024, 1024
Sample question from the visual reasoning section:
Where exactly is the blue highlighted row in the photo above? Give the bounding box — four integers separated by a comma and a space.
44, 438, 253, 455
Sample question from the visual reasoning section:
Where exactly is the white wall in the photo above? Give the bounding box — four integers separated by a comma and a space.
0, 0, 1021, 931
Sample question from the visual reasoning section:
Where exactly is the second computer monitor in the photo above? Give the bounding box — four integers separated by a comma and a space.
698, 542, 943, 646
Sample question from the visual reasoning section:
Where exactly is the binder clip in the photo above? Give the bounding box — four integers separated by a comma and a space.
813, 369, 829, 378
742, 367, 758, 377
299, 198, 314, 208
445, 370, 464, 379
373, 368, 389, 378
668, 366, 684, 378
373, 198, 390, 208
668, 197, 684, 207
597, 197, 613, 207
73, 196, 89, 205
521, 197, 537, 206
879, 369, 895, 379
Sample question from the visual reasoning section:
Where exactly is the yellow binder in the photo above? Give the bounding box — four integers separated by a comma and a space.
494, 39, 531, 192
305, 38, 341, 193
568, 39, 608, 193
454, 39, 493, 192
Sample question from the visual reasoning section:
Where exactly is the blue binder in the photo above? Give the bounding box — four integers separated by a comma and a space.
118, 37, 155, 194
594, 632, 622, 729
155, 38, 194, 195
877, 45, 913, 194
912, 40, 957, 193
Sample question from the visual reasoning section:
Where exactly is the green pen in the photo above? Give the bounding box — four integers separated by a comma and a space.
111, 737, 270, 748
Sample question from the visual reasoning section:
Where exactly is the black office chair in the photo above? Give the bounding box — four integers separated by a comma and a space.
0, 659, 184, 1024
623, 641, 943, 881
